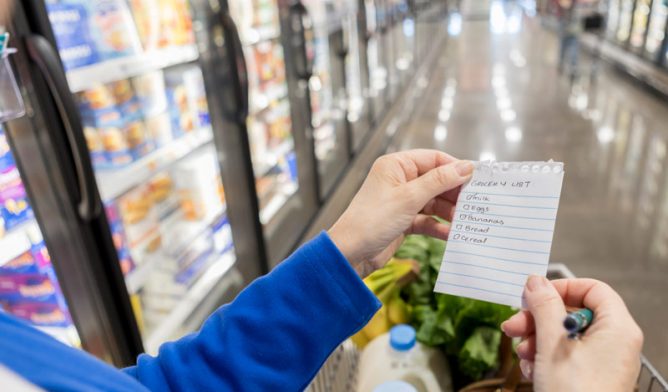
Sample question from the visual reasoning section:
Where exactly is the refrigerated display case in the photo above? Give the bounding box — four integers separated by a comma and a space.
228, 0, 297, 225
362, 0, 390, 122
289, 0, 352, 200
4, 0, 275, 363
388, 0, 415, 90
225, 0, 320, 267
644, 0, 668, 59
629, 0, 652, 50
645, 0, 668, 61
0, 124, 80, 347
42, 0, 245, 356
342, 0, 373, 150
616, 0, 635, 43
606, 0, 622, 40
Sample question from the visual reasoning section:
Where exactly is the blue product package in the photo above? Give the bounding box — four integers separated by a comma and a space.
0, 127, 16, 172
286, 151, 298, 182
47, 3, 99, 71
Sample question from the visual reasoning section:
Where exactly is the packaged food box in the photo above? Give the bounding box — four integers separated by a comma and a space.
165, 69, 196, 137
172, 152, 224, 221
212, 217, 234, 255
100, 126, 133, 166
131, 71, 168, 117
0, 271, 61, 304
182, 67, 211, 128
157, 0, 195, 47
0, 171, 34, 231
84, 126, 107, 166
0, 127, 16, 172
9, 301, 72, 327
47, 2, 99, 70
54, 0, 142, 62
128, 0, 161, 51
144, 112, 173, 147
105, 203, 136, 275
0, 243, 52, 276
117, 186, 161, 251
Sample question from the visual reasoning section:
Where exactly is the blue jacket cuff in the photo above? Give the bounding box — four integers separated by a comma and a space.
304, 231, 381, 324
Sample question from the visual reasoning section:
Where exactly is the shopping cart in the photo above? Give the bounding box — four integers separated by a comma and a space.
307, 264, 668, 392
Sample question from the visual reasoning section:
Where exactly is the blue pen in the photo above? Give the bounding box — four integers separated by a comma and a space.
563, 308, 594, 338
0, 33, 9, 55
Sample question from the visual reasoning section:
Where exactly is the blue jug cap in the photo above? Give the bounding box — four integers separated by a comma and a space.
389, 324, 416, 352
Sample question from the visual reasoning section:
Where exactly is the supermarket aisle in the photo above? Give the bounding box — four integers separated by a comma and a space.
391, 1, 668, 374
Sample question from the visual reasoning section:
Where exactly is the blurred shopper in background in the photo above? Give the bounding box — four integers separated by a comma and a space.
555, 0, 582, 77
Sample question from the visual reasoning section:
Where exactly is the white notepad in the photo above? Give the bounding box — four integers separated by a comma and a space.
434, 161, 565, 308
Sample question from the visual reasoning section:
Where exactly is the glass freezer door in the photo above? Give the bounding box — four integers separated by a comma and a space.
616, 0, 635, 43
45, 0, 241, 355
644, 0, 668, 59
302, 0, 351, 199
342, 0, 373, 150
629, 0, 652, 50
606, 0, 622, 40
0, 122, 80, 347
389, 0, 414, 89
228, 0, 299, 227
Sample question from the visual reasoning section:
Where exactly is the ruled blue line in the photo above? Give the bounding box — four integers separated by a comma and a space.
461, 191, 560, 199
459, 201, 557, 209
452, 221, 554, 232
448, 240, 551, 254
449, 230, 552, 243
436, 281, 517, 297
442, 261, 531, 276
442, 271, 525, 287
445, 250, 546, 265
459, 210, 555, 221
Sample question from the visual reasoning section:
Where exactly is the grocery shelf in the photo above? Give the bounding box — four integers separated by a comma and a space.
253, 139, 294, 179
66, 45, 199, 93
144, 251, 237, 355
0, 220, 40, 266
250, 83, 289, 114
125, 204, 226, 295
96, 128, 214, 202
241, 25, 281, 46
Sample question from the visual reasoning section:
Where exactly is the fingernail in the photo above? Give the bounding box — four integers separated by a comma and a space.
456, 160, 474, 176
520, 360, 534, 380
500, 321, 508, 334
525, 275, 548, 292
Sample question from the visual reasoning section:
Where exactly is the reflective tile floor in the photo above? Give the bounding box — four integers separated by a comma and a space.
390, 1, 668, 375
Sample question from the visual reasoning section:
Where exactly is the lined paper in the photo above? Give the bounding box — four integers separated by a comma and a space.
434, 161, 565, 307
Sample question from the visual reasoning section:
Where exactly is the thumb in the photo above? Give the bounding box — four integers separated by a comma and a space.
524, 275, 568, 354
408, 160, 474, 208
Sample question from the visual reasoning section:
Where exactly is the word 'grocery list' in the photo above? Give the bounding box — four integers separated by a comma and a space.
434, 161, 565, 308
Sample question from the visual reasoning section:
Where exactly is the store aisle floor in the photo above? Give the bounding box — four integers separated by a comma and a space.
390, 1, 668, 375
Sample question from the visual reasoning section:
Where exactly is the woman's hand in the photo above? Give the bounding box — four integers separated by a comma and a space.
328, 149, 473, 275
502, 276, 644, 392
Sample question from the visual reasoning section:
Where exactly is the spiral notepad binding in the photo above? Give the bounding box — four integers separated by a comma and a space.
474, 160, 564, 175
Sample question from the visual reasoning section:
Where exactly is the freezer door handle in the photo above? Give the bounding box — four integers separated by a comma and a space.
290, 2, 315, 80
220, 12, 249, 121
25, 35, 101, 222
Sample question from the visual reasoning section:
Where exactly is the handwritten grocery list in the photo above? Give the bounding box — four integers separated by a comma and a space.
434, 161, 565, 308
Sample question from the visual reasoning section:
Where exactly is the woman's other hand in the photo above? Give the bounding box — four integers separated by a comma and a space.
502, 276, 643, 392
328, 149, 473, 275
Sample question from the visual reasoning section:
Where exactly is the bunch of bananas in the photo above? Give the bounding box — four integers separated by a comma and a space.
351, 258, 418, 349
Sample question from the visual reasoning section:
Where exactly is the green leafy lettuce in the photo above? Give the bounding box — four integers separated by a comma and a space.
395, 234, 515, 380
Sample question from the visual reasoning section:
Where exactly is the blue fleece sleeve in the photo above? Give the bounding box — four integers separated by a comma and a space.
123, 231, 381, 391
